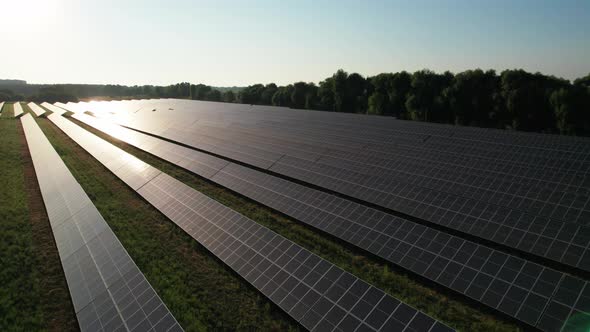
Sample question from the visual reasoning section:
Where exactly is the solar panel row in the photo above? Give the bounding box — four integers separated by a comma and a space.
55, 101, 70, 110
61, 103, 590, 242
20, 113, 182, 332
129, 99, 588, 179
42, 102, 67, 115
28, 102, 46, 117
163, 119, 590, 226
247, 118, 589, 165
71, 100, 590, 274
13, 102, 24, 117
72, 112, 590, 331
72, 98, 588, 158
49, 113, 455, 332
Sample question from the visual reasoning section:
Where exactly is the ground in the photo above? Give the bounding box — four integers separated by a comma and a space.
0, 103, 522, 331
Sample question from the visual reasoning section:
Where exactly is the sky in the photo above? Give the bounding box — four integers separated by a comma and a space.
0, 0, 589, 86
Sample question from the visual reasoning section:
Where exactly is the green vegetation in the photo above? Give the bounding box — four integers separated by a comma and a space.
232, 69, 590, 135
3, 69, 590, 135
0, 106, 42, 331
69, 117, 522, 332
0, 101, 524, 331
0, 107, 77, 331
1, 102, 14, 117
35, 117, 301, 332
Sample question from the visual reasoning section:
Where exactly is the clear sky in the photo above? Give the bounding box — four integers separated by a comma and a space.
1, 0, 589, 86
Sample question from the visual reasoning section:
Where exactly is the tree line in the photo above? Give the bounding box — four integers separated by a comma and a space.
220, 69, 590, 136
1, 69, 589, 135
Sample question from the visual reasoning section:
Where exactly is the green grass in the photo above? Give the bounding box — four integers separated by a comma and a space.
0, 107, 78, 331
2, 102, 15, 117
0, 107, 42, 331
35, 117, 301, 332
66, 117, 522, 332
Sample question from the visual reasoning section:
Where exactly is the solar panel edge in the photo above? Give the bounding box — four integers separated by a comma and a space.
13, 101, 24, 118
27, 102, 47, 117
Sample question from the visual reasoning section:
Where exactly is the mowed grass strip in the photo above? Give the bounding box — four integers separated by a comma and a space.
0, 111, 49, 331
0, 109, 43, 331
68, 116, 523, 332
35, 117, 301, 332
2, 102, 15, 117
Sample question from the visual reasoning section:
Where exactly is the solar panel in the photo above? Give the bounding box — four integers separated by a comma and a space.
66, 103, 590, 240
28, 102, 47, 117
49, 113, 455, 332
20, 113, 182, 332
41, 102, 67, 115
55, 101, 71, 110
80, 100, 590, 274
72, 112, 590, 331
13, 102, 24, 117
0, 102, 4, 113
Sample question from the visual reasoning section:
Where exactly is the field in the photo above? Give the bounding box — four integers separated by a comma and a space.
67, 116, 520, 332
0, 101, 566, 331
0, 104, 77, 331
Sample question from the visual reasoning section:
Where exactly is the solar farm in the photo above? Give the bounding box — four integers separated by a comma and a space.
1, 100, 589, 332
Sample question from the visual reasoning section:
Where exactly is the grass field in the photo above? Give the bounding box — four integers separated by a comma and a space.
0, 105, 42, 331
35, 115, 302, 332
65, 116, 522, 332
0, 101, 521, 331
0, 104, 77, 332
2, 102, 14, 117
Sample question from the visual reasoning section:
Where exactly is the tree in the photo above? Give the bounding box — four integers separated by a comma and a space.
327, 69, 367, 113
572, 74, 590, 134
260, 84, 278, 105
304, 84, 319, 109
388, 71, 412, 118
317, 77, 335, 111
141, 85, 155, 97
332, 69, 349, 112
2, 68, 590, 137
347, 73, 368, 113
191, 84, 212, 100
238, 84, 265, 104
291, 82, 306, 109
551, 88, 575, 134
206, 89, 222, 102
222, 90, 236, 103
33, 86, 78, 103
0, 89, 15, 101
500, 70, 567, 132
405, 70, 453, 122
367, 72, 411, 116
444, 69, 500, 127
271, 85, 294, 107
574, 73, 590, 88
551, 86, 590, 135
368, 92, 387, 115
291, 82, 316, 109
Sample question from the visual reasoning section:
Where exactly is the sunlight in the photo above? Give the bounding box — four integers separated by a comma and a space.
120, 150, 148, 174
0, 0, 63, 34
3, 0, 60, 15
